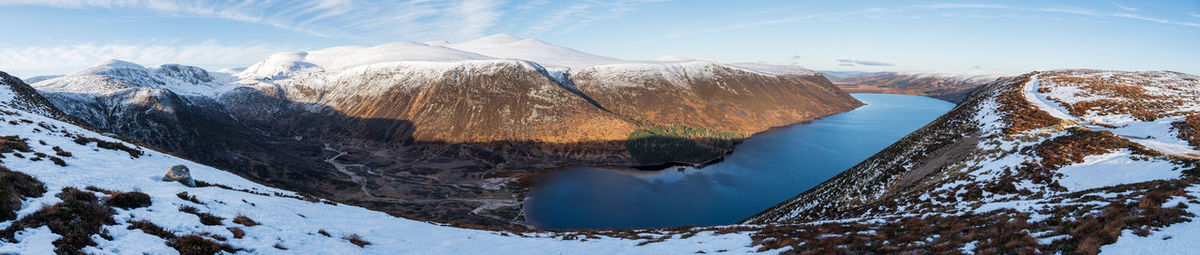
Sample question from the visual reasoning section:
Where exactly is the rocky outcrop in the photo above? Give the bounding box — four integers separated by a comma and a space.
162, 165, 196, 187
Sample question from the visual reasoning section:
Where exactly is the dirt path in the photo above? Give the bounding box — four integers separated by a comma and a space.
323, 143, 374, 197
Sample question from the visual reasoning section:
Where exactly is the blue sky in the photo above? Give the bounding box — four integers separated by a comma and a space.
0, 0, 1197, 78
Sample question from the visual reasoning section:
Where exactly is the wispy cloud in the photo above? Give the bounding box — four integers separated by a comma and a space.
918, 3, 1008, 9
1191, 12, 1200, 19
0, 0, 509, 42
837, 59, 894, 67
918, 3, 1199, 29
656, 14, 825, 40
1112, 2, 1137, 12
1112, 13, 1168, 23
522, 0, 668, 36
1034, 7, 1097, 16
0, 41, 285, 77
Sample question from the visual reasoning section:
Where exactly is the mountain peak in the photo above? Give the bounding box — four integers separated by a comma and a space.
69, 59, 148, 77
94, 59, 145, 70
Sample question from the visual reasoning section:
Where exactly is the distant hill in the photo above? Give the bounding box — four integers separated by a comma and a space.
822, 71, 1012, 103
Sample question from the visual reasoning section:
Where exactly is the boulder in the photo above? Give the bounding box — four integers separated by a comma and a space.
162, 165, 196, 187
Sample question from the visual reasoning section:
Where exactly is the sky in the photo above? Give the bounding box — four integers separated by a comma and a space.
0, 0, 1198, 78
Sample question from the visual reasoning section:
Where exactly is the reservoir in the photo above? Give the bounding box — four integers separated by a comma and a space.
523, 94, 956, 229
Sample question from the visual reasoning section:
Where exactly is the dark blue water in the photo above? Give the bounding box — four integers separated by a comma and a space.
523, 94, 955, 229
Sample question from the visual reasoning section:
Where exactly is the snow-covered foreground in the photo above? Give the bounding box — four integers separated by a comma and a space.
1101, 185, 1200, 254
0, 82, 759, 254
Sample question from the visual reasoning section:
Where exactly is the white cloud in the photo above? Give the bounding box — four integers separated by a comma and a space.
1191, 12, 1200, 19
0, 42, 285, 77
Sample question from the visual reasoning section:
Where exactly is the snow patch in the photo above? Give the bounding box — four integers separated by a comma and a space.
1057, 150, 1181, 192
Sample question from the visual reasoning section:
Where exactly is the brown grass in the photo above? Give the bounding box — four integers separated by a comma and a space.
105, 191, 152, 209
52, 146, 71, 157
0, 135, 33, 154
228, 227, 245, 239
233, 215, 259, 226
344, 234, 371, 247
128, 220, 176, 239
72, 136, 143, 158
998, 74, 1061, 134
1173, 114, 1200, 150
0, 167, 46, 221
176, 191, 202, 204
179, 205, 224, 226
0, 187, 116, 254
166, 235, 239, 255
1043, 72, 1197, 122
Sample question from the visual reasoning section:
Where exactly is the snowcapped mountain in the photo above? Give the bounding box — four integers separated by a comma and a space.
0, 72, 766, 254
30, 34, 861, 228
829, 71, 1012, 103
38, 59, 237, 97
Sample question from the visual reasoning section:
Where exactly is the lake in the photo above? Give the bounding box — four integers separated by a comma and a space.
523, 94, 956, 229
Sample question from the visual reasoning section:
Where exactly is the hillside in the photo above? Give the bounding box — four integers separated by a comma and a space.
30, 34, 861, 227
0, 71, 770, 254
829, 71, 1010, 103
743, 69, 1200, 253
13, 63, 1200, 253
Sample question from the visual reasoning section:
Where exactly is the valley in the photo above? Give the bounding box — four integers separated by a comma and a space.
25, 34, 862, 227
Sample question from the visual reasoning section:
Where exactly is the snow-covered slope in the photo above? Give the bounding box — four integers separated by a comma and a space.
236, 42, 494, 80
445, 34, 622, 71
238, 33, 817, 84
1, 72, 762, 254
1024, 70, 1200, 157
